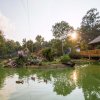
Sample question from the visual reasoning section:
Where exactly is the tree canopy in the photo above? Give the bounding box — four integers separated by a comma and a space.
52, 21, 73, 39
80, 8, 100, 43
35, 35, 44, 44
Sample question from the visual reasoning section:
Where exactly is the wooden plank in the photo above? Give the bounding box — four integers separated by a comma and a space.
80, 49, 100, 57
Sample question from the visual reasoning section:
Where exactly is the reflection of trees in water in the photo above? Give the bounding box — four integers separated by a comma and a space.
0, 68, 6, 88
36, 70, 52, 81
53, 70, 76, 96
0, 68, 15, 88
0, 65, 100, 99
16, 68, 32, 78
76, 65, 100, 100
15, 68, 37, 84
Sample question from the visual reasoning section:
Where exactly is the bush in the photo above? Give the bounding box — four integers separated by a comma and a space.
31, 59, 40, 65
69, 51, 82, 59
16, 56, 27, 67
42, 48, 54, 61
26, 55, 42, 66
60, 54, 71, 64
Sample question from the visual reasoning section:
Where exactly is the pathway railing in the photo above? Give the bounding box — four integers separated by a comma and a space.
80, 49, 100, 57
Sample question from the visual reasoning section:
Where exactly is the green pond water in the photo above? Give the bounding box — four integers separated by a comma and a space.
0, 63, 100, 100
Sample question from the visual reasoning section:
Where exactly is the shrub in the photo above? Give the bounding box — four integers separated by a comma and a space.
42, 48, 54, 61
60, 54, 71, 64
69, 51, 82, 59
16, 56, 27, 67
26, 55, 42, 66
31, 59, 40, 65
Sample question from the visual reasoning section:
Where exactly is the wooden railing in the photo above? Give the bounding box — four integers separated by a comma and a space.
80, 49, 100, 57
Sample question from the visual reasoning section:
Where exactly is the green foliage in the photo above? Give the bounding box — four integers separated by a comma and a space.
80, 40, 88, 50
35, 35, 44, 44
16, 56, 27, 67
5, 40, 21, 54
49, 39, 62, 56
31, 59, 41, 65
33, 35, 44, 52
22, 39, 34, 53
52, 21, 73, 39
0, 30, 21, 58
0, 31, 6, 57
25, 40, 34, 52
60, 54, 71, 63
42, 48, 54, 61
69, 51, 82, 59
80, 8, 100, 43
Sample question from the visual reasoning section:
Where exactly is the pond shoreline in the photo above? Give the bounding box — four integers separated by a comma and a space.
25, 63, 73, 69
1, 59, 99, 69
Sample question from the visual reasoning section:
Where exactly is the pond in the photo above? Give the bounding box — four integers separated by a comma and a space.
0, 63, 100, 100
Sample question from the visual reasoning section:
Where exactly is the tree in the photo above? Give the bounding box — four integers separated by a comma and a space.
0, 30, 21, 58
26, 40, 34, 52
0, 30, 7, 57
22, 38, 27, 48
49, 39, 62, 56
52, 21, 73, 39
15, 41, 21, 51
5, 40, 18, 55
35, 35, 44, 51
42, 41, 50, 48
35, 35, 44, 45
80, 8, 100, 43
52, 21, 73, 55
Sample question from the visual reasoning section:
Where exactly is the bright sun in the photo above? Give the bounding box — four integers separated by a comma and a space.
70, 32, 77, 40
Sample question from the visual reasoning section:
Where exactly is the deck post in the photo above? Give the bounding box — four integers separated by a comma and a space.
88, 51, 91, 60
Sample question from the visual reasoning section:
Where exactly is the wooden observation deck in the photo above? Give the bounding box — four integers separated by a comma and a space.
80, 49, 100, 57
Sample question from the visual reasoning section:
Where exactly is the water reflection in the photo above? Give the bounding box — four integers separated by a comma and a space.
71, 70, 78, 85
0, 64, 100, 100
0, 74, 18, 100
53, 69, 76, 96
76, 65, 100, 100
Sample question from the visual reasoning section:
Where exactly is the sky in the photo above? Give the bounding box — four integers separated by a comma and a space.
0, 0, 100, 43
